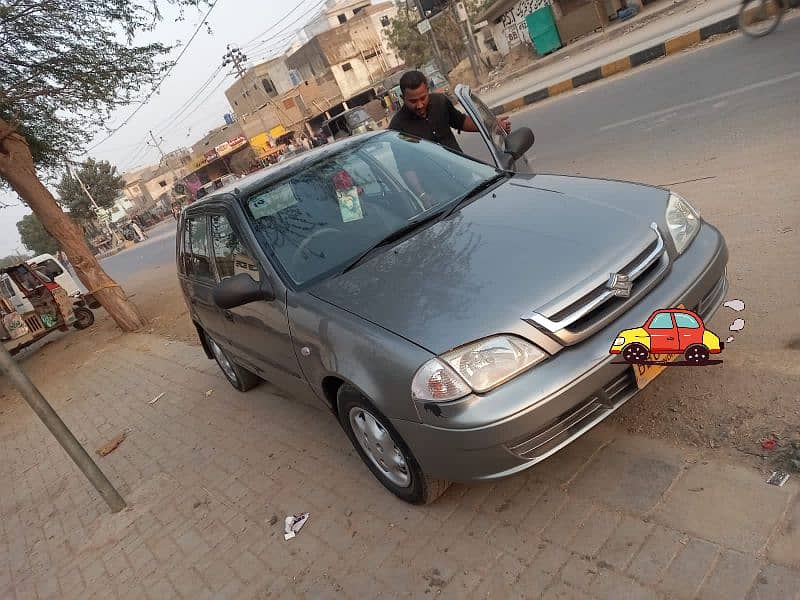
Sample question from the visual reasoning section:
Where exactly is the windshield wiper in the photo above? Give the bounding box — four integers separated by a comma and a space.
439, 172, 509, 221
339, 210, 444, 275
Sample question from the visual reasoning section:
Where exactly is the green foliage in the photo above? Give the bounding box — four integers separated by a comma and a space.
0, 0, 207, 169
0, 254, 32, 269
56, 158, 125, 221
17, 213, 61, 255
386, 4, 432, 68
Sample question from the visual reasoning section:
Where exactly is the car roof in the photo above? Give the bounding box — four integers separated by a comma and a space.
186, 130, 388, 209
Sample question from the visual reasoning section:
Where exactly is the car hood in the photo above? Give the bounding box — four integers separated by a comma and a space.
308, 173, 669, 354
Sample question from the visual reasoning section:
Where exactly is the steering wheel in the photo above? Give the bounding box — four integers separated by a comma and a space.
289, 227, 343, 271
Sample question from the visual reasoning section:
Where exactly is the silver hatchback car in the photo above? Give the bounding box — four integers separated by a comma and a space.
177, 89, 728, 504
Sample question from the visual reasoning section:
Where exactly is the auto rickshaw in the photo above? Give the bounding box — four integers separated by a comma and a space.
1, 262, 78, 356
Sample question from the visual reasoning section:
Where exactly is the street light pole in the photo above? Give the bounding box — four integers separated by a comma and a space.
66, 159, 122, 246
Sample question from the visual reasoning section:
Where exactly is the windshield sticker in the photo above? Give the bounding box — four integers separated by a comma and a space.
249, 184, 298, 219
337, 187, 363, 223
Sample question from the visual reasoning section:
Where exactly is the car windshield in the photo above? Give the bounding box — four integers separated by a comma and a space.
242, 131, 500, 287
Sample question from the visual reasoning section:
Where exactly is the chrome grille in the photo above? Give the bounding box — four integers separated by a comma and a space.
523, 222, 670, 346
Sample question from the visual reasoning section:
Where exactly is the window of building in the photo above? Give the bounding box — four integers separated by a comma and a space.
158, 180, 167, 187
342, 62, 352, 72
380, 15, 390, 26
337, 13, 347, 23
262, 78, 276, 96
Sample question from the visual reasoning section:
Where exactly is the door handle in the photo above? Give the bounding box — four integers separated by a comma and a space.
223, 310, 234, 321
667, 336, 675, 340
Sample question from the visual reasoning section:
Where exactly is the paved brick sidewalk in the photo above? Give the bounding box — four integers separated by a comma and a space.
1, 333, 798, 599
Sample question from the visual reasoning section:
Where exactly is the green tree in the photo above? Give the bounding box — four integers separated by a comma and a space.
0, 0, 208, 331
56, 158, 125, 222
17, 214, 61, 256
386, 4, 432, 69
0, 254, 32, 269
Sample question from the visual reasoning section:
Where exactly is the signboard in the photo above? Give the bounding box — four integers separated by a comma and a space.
417, 19, 432, 34
203, 149, 219, 162
214, 141, 231, 156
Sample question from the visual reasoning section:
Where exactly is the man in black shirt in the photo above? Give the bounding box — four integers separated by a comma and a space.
388, 70, 510, 154
387, 70, 510, 203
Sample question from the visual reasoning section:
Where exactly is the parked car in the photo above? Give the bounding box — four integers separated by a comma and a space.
176, 86, 728, 504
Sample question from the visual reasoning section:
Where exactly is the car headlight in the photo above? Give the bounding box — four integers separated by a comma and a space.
614, 337, 625, 346
666, 192, 701, 254
411, 335, 547, 402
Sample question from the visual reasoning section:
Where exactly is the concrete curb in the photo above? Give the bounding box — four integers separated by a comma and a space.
490, 4, 797, 115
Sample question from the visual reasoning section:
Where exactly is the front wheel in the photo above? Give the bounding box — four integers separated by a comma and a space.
684, 344, 710, 364
739, 0, 783, 37
72, 306, 95, 330
205, 333, 261, 392
622, 342, 649, 363
337, 386, 450, 505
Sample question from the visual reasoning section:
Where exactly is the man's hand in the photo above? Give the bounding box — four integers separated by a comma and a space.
498, 116, 511, 133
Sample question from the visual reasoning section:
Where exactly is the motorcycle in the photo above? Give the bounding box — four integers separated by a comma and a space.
738, 0, 785, 37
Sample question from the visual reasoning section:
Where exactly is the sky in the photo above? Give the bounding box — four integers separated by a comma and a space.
0, 0, 354, 257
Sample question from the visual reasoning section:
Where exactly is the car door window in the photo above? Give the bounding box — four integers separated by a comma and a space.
649, 313, 674, 329
209, 214, 260, 282
183, 215, 215, 282
675, 313, 700, 328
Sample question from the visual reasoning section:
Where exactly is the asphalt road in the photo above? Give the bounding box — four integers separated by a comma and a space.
99, 218, 178, 281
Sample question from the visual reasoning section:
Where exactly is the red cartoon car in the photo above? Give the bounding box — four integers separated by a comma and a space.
610, 308, 724, 364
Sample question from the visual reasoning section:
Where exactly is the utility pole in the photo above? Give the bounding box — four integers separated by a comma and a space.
222, 44, 272, 149
413, 0, 448, 75
67, 159, 122, 246
0, 344, 127, 513
452, 1, 483, 83
147, 130, 166, 163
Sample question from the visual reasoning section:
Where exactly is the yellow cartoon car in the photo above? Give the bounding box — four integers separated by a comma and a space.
610, 308, 724, 364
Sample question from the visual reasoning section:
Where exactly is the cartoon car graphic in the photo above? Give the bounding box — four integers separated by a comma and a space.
610, 308, 724, 364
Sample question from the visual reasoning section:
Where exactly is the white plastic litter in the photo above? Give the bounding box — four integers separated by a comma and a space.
283, 513, 309, 540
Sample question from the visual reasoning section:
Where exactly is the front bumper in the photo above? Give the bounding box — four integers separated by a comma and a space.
391, 223, 729, 483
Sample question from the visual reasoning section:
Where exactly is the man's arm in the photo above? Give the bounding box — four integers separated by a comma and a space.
445, 95, 510, 133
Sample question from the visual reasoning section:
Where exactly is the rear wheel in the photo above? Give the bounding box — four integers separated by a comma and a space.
622, 342, 649, 363
205, 333, 261, 392
338, 386, 450, 505
72, 306, 95, 330
739, 0, 783, 37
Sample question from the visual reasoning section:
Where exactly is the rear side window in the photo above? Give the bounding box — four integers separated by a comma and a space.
675, 313, 700, 328
210, 214, 260, 281
182, 215, 215, 282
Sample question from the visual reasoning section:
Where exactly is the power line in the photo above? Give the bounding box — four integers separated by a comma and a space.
148, 65, 224, 133
242, 0, 328, 57
240, 0, 322, 49
84, 0, 223, 153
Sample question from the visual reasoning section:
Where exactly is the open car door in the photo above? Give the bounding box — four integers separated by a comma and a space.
454, 84, 534, 173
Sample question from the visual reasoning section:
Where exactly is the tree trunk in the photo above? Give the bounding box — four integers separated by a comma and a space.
0, 118, 145, 332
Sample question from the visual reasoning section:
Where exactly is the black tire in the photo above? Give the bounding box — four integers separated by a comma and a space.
72, 306, 95, 330
337, 385, 450, 505
684, 344, 710, 364
204, 332, 261, 392
739, 0, 783, 37
622, 342, 649, 364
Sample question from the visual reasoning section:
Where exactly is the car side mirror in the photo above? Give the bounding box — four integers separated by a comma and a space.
213, 273, 274, 309
504, 127, 535, 161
